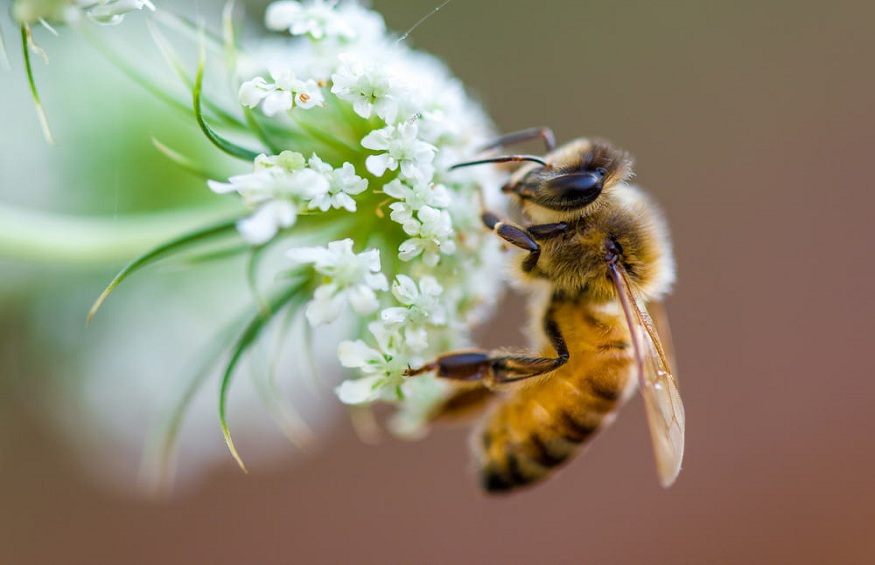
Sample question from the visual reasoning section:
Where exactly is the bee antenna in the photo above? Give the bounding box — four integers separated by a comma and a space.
450, 155, 549, 170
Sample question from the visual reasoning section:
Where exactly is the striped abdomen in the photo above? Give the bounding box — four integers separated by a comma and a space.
476, 299, 637, 493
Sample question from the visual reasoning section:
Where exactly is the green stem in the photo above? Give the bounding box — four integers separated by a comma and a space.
0, 203, 240, 265
21, 24, 54, 144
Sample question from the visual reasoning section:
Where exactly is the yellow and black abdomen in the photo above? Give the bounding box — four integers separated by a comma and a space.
476, 297, 637, 493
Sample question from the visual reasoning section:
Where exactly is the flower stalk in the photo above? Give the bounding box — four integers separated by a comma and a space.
0, 203, 239, 265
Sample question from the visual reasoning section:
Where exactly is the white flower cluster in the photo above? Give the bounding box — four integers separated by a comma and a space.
208, 151, 367, 244
288, 239, 388, 325
12, 0, 155, 26
239, 70, 325, 116
209, 0, 507, 435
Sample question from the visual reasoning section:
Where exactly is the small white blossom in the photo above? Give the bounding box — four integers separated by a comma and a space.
381, 275, 446, 351
384, 179, 450, 232
397, 206, 456, 266
288, 239, 389, 325
239, 70, 324, 116
306, 156, 368, 212
208, 151, 330, 244
336, 322, 410, 404
266, 0, 355, 41
331, 54, 401, 123
236, 199, 298, 245
361, 122, 436, 182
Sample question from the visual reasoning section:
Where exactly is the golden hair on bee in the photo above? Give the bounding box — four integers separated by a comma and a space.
407, 128, 685, 494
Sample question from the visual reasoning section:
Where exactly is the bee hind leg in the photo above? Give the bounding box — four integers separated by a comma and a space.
406, 306, 569, 386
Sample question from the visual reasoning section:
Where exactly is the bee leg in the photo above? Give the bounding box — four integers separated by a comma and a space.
527, 222, 568, 240
489, 305, 569, 384
407, 306, 569, 385
482, 213, 568, 272
477, 127, 556, 153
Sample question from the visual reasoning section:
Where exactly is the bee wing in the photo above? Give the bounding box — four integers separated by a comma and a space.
607, 261, 686, 488
647, 301, 677, 376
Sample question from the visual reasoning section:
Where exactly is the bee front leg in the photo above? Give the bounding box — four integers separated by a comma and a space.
481, 212, 567, 272
406, 305, 569, 386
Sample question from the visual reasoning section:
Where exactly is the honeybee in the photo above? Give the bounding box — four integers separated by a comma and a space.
406, 127, 685, 493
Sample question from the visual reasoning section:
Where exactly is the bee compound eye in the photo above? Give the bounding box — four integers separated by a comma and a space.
551, 172, 603, 196
544, 172, 605, 210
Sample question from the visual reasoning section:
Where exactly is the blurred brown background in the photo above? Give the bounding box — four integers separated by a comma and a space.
2, 1, 875, 563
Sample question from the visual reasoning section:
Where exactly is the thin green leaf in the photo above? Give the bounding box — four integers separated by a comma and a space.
222, 0, 240, 73
20, 25, 54, 144
299, 311, 325, 395
246, 244, 271, 318
194, 36, 260, 161
151, 137, 221, 179
176, 243, 251, 265
154, 7, 227, 53
143, 318, 239, 493
242, 104, 284, 155
87, 219, 240, 324
219, 280, 306, 471
80, 25, 191, 116
248, 308, 317, 450
149, 19, 247, 131
147, 19, 194, 88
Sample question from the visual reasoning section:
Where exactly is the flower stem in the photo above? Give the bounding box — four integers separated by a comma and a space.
0, 203, 241, 265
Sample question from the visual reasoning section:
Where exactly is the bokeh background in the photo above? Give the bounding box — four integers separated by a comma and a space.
2, 1, 874, 563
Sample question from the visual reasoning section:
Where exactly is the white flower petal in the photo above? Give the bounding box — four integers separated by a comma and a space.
364, 154, 390, 177
305, 291, 345, 326
381, 307, 407, 325
364, 272, 389, 291
237, 200, 297, 245
398, 239, 423, 261
239, 77, 270, 108
335, 376, 383, 405
346, 285, 379, 315
338, 340, 381, 368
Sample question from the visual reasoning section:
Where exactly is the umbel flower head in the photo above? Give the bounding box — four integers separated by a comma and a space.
90, 0, 508, 464
208, 0, 507, 438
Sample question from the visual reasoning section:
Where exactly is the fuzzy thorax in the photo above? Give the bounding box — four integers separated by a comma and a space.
511, 183, 675, 303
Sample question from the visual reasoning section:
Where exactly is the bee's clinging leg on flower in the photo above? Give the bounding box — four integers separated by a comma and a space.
406, 305, 569, 388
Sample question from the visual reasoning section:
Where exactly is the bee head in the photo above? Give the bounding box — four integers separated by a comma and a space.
506, 140, 634, 212
449, 137, 633, 218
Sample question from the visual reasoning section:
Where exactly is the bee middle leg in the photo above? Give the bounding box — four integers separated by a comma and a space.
481, 212, 567, 272
407, 306, 569, 386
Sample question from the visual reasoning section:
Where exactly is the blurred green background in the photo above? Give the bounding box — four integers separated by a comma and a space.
2, 1, 874, 563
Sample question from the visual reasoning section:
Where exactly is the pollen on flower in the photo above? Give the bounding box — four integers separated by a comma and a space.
239, 70, 325, 116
